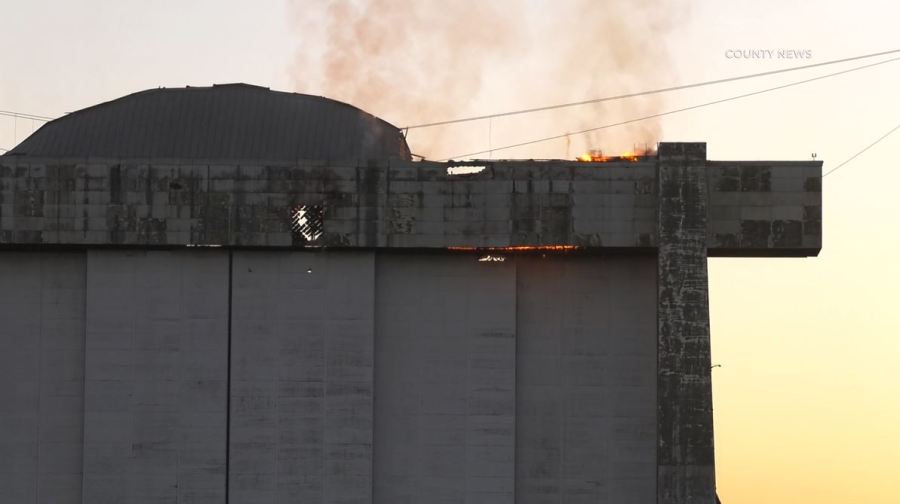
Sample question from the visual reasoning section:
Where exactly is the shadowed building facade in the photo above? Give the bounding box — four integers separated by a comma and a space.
0, 85, 821, 504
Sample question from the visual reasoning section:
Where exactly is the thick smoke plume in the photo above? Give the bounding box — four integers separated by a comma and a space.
288, 0, 683, 159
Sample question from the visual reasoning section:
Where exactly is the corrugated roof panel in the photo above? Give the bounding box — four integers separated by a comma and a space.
221, 87, 244, 161
167, 91, 192, 159
180, 88, 202, 160
289, 97, 307, 162
27, 119, 53, 156
266, 92, 286, 161
79, 104, 104, 157
3, 84, 410, 162
193, 88, 217, 161
243, 86, 267, 160
337, 103, 359, 160
124, 90, 151, 158
52, 114, 77, 157
312, 98, 333, 159
110, 92, 134, 158
261, 92, 284, 161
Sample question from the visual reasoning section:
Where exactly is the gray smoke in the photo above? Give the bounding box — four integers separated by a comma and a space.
287, 0, 685, 159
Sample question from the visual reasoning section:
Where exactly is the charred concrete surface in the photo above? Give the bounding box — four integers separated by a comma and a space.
0, 143, 822, 504
657, 143, 716, 503
0, 155, 821, 255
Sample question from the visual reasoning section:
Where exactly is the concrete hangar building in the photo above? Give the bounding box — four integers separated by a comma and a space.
0, 84, 821, 504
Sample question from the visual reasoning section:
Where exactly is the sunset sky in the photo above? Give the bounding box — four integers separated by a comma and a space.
2, 1, 898, 502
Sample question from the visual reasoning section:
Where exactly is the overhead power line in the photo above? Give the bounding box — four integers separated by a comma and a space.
440, 55, 900, 161
403, 48, 900, 130
0, 110, 54, 121
823, 122, 900, 177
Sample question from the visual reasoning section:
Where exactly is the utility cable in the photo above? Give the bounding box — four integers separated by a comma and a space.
402, 48, 900, 129
0, 110, 54, 121
440, 55, 900, 161
823, 122, 900, 177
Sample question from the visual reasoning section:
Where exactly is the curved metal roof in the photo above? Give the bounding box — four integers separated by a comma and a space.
3, 84, 411, 161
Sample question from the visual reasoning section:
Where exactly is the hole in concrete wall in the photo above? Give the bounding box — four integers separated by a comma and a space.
291, 204, 324, 244
447, 165, 486, 175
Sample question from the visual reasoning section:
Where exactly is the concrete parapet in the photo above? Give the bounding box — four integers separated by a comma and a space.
0, 150, 821, 256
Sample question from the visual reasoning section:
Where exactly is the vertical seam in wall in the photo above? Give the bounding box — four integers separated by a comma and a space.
35, 254, 44, 504
80, 251, 88, 504
465, 256, 471, 502
512, 256, 519, 504
370, 250, 378, 504
128, 251, 137, 502
225, 250, 233, 504
175, 251, 184, 499
322, 251, 328, 503
275, 254, 281, 501
557, 260, 565, 504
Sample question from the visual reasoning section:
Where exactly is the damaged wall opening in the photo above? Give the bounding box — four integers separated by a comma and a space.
447, 165, 486, 175
291, 204, 324, 244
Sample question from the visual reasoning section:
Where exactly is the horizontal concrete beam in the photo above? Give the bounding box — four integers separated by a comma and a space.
706, 160, 821, 256
0, 146, 821, 256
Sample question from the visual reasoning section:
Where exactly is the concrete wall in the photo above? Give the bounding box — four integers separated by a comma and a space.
230, 251, 375, 504
82, 250, 229, 504
1, 250, 661, 503
374, 255, 518, 504
516, 256, 657, 503
0, 253, 85, 504
0, 143, 822, 503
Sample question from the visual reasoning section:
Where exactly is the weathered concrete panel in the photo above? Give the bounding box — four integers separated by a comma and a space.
706, 161, 822, 256
0, 252, 85, 504
657, 143, 716, 503
0, 156, 820, 255
374, 254, 517, 504
82, 250, 229, 504
229, 251, 375, 504
516, 255, 657, 504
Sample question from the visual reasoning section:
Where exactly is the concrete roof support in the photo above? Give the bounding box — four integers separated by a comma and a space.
657, 143, 716, 502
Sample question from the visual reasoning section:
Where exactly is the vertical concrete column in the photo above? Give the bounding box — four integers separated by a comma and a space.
657, 142, 717, 503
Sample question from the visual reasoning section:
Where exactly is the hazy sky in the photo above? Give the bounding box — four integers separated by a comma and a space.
2, 1, 899, 502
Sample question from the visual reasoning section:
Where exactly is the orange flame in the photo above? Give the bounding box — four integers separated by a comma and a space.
576, 146, 655, 163
577, 149, 608, 162
448, 245, 580, 252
